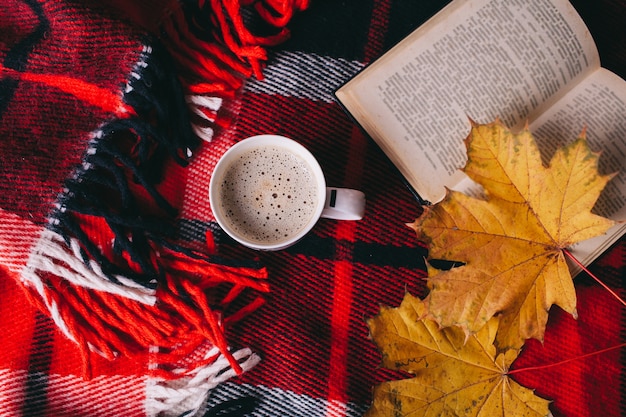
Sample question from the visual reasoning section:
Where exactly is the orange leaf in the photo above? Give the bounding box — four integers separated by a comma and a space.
409, 120, 616, 350
365, 293, 550, 417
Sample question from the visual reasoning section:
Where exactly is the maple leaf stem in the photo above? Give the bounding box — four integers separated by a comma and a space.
563, 249, 626, 307
508, 342, 626, 376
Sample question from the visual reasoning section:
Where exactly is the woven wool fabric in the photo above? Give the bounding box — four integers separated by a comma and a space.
1, 0, 625, 417
0, 0, 305, 415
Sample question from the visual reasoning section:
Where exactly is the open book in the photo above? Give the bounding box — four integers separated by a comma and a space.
335, 0, 625, 269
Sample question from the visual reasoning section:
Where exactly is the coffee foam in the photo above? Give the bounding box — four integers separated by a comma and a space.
217, 146, 318, 244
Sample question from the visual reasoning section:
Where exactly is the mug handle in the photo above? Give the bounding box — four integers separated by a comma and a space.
321, 188, 366, 221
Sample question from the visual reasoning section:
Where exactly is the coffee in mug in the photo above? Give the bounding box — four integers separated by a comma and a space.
209, 135, 365, 250
217, 145, 318, 244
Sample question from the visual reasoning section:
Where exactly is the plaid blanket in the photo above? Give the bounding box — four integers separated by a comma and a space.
1, 0, 624, 416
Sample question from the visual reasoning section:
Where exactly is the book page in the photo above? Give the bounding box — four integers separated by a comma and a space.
528, 68, 626, 267
336, 0, 599, 203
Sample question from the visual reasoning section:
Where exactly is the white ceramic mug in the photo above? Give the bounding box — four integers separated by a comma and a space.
209, 135, 366, 250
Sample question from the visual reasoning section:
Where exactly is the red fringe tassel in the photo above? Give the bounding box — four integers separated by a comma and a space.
163, 0, 309, 96
23, 243, 270, 378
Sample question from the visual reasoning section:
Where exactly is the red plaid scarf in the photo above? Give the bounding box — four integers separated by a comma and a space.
1, 0, 624, 416
0, 0, 306, 415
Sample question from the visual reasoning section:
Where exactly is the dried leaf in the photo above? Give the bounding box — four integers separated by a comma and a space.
409, 120, 616, 350
365, 293, 551, 417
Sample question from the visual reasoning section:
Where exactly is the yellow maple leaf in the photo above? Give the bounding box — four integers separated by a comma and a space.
365, 293, 551, 417
408, 120, 616, 350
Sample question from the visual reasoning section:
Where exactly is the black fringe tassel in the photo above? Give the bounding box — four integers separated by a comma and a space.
49, 38, 201, 289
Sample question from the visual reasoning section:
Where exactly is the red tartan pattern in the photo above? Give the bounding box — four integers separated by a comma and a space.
0, 0, 139, 225
1, 1, 625, 417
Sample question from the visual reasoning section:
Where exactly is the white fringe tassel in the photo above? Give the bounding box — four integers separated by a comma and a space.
146, 347, 261, 417
186, 95, 223, 143
22, 228, 157, 305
